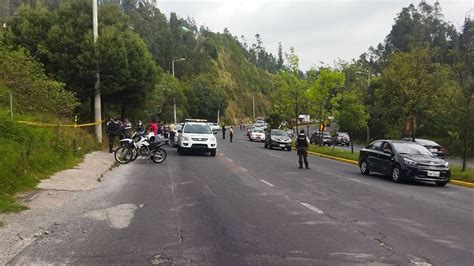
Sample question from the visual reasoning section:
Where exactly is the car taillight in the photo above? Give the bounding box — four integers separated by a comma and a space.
440, 147, 446, 153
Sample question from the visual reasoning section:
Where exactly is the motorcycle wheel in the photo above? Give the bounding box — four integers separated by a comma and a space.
114, 146, 133, 164
151, 148, 167, 163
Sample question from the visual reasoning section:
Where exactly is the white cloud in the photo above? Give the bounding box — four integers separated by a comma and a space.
156, 0, 473, 70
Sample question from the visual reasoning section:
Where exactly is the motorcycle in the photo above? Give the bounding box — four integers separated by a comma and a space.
114, 132, 168, 164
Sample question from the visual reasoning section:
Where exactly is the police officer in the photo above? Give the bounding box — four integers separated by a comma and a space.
296, 128, 310, 169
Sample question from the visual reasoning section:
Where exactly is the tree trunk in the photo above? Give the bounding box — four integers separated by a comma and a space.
349, 130, 354, 154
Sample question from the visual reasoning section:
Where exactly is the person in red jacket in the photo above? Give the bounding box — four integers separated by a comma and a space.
150, 120, 158, 135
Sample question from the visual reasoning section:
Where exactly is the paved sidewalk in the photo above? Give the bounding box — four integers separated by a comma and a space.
0, 151, 115, 264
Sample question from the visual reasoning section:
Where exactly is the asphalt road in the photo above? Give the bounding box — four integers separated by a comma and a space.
9, 131, 474, 265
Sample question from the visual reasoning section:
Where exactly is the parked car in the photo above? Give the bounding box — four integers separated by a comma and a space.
310, 132, 332, 146
249, 128, 265, 142
177, 122, 217, 156
336, 132, 350, 146
402, 138, 445, 159
264, 129, 292, 151
208, 123, 221, 132
359, 140, 451, 186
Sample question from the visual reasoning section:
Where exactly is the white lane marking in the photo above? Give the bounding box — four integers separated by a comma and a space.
259, 179, 275, 187
347, 178, 370, 185
299, 201, 324, 214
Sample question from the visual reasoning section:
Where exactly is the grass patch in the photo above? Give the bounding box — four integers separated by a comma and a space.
0, 110, 99, 213
307, 144, 360, 161
451, 166, 474, 183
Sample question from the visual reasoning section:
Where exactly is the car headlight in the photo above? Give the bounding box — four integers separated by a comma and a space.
183, 136, 190, 141
271, 137, 278, 141
444, 161, 449, 168
210, 136, 216, 142
403, 158, 417, 166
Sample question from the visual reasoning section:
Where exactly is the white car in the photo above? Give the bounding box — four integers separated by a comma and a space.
249, 128, 266, 142
208, 123, 221, 132
177, 122, 217, 156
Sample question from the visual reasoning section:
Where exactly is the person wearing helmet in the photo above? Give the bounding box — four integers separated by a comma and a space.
136, 120, 145, 134
296, 128, 310, 169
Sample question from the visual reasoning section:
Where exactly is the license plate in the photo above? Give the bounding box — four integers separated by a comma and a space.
279, 144, 285, 147
427, 171, 440, 177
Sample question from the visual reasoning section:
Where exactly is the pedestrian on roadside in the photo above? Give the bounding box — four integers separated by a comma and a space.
136, 120, 145, 134
150, 120, 158, 135
296, 128, 310, 169
222, 124, 226, 140
164, 124, 170, 139
106, 117, 120, 153
230, 127, 234, 142
240, 124, 242, 130
169, 123, 176, 145
123, 118, 132, 139
117, 118, 124, 140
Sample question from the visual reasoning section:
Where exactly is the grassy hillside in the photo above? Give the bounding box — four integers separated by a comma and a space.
206, 33, 275, 123
0, 111, 98, 213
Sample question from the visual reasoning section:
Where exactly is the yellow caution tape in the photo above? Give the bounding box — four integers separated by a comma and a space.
16, 120, 103, 127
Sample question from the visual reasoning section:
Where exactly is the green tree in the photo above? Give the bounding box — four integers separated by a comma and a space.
332, 91, 368, 153
377, 48, 455, 139
190, 75, 228, 121
306, 68, 345, 137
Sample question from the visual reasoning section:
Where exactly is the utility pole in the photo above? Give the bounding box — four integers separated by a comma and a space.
217, 109, 220, 124
252, 91, 255, 121
356, 71, 371, 143
172, 58, 186, 124
93, 0, 102, 143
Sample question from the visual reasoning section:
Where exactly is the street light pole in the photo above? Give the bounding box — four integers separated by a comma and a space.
92, 0, 102, 143
172, 58, 186, 124
356, 71, 371, 143
252, 91, 255, 121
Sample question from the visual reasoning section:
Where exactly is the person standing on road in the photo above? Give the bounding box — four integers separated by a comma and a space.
229, 127, 234, 142
136, 120, 145, 134
106, 117, 120, 153
150, 120, 158, 135
222, 124, 226, 140
169, 123, 176, 145
296, 128, 310, 169
123, 118, 132, 139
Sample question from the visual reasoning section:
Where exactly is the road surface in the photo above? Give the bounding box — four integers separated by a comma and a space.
9, 131, 474, 265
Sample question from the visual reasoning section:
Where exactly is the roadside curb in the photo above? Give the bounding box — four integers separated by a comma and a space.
304, 150, 473, 189
450, 180, 474, 189
306, 151, 358, 165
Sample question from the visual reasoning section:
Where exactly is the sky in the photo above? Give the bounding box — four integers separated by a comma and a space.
154, 0, 474, 70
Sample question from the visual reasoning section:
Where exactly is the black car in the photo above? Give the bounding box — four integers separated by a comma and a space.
264, 129, 292, 151
402, 138, 445, 159
310, 132, 332, 146
359, 140, 451, 186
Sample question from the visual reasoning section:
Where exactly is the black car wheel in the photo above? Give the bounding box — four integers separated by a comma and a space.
391, 165, 403, 183
435, 181, 448, 187
360, 160, 370, 175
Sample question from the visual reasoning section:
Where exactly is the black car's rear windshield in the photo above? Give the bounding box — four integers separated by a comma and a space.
272, 130, 288, 137
183, 124, 212, 134
393, 142, 433, 156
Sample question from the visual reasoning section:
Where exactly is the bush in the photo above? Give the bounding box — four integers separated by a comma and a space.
0, 111, 98, 213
